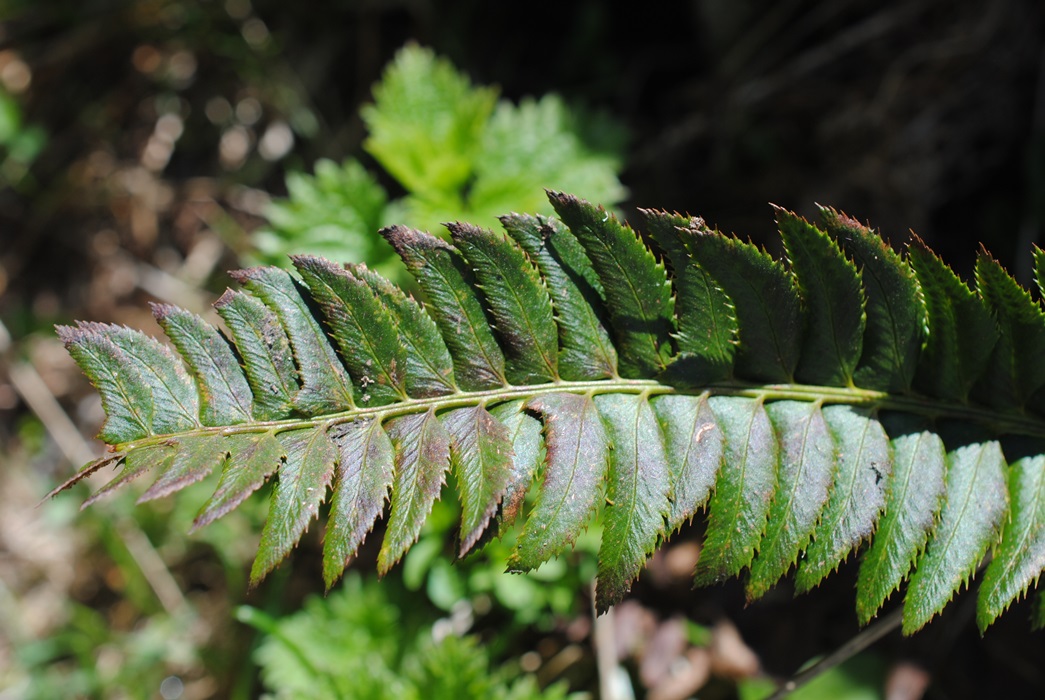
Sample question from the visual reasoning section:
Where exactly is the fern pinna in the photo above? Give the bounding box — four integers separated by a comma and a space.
54, 192, 1045, 634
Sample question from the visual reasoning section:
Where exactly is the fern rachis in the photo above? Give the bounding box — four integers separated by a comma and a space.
53, 192, 1045, 633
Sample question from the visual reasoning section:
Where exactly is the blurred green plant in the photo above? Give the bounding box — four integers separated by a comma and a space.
738, 652, 888, 700
0, 86, 45, 189
402, 493, 601, 627
251, 159, 393, 278
237, 573, 577, 700
251, 44, 627, 280
1, 442, 244, 699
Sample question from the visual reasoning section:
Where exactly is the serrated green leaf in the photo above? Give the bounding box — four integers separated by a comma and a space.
908, 238, 998, 402
253, 158, 391, 274
442, 405, 514, 557
795, 405, 891, 593
252, 427, 338, 584
594, 393, 671, 612
643, 210, 736, 383
379, 408, 452, 574
362, 44, 496, 200
138, 434, 228, 503
694, 396, 777, 586
151, 303, 254, 426
974, 252, 1045, 409
63, 322, 199, 439
651, 393, 723, 534
1034, 245, 1045, 298
687, 232, 804, 383
550, 192, 674, 377
748, 400, 834, 601
903, 426, 1007, 634
231, 266, 355, 414
193, 431, 284, 530
510, 393, 609, 571
294, 255, 408, 406
382, 225, 506, 390
323, 419, 395, 589
778, 209, 865, 387
978, 439, 1045, 631
83, 444, 176, 508
818, 206, 922, 392
463, 94, 627, 227
213, 289, 298, 421
56, 324, 154, 444
488, 400, 543, 534
449, 222, 558, 384
348, 262, 457, 397
500, 213, 617, 380
45, 453, 123, 500
856, 412, 946, 625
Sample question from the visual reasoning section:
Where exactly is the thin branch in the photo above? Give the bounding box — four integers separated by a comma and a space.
768, 607, 904, 699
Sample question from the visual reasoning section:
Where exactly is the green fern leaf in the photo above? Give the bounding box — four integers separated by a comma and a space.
293, 256, 408, 405
138, 433, 227, 504
150, 304, 254, 426
686, 229, 803, 383
193, 432, 283, 530
488, 399, 543, 534
817, 206, 923, 392
55, 192, 1045, 634
642, 210, 736, 383
974, 251, 1045, 409
902, 426, 1007, 633
382, 225, 506, 390
231, 266, 355, 414
83, 444, 174, 508
500, 213, 617, 380
346, 262, 457, 398
448, 222, 559, 384
56, 324, 154, 444
908, 237, 998, 402
58, 322, 198, 441
213, 289, 297, 420
549, 192, 674, 377
795, 405, 891, 593
747, 400, 834, 600
693, 396, 777, 586
443, 404, 514, 556
652, 393, 723, 534
379, 409, 451, 574
855, 412, 946, 624
509, 392, 608, 572
777, 208, 865, 387
978, 439, 1045, 631
595, 393, 671, 613
252, 427, 338, 585
323, 419, 395, 589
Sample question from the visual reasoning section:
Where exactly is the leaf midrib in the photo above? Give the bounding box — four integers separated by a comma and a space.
110, 378, 1045, 452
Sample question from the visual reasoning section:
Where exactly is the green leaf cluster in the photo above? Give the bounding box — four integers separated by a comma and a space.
57, 193, 1045, 634
239, 574, 573, 700
239, 576, 572, 700
0, 85, 46, 188
252, 45, 626, 279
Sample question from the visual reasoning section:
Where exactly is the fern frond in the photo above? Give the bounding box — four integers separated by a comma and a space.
55, 193, 1045, 632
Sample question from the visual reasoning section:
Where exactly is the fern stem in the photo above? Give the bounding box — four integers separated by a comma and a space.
112, 379, 1045, 453
767, 606, 903, 699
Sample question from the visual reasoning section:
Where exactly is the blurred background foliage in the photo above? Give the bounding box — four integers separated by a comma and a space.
1, 0, 1045, 698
